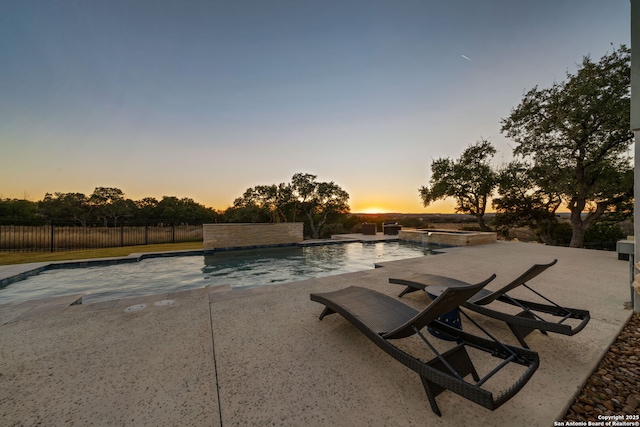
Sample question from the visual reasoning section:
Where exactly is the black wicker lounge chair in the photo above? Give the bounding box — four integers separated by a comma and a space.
389, 259, 590, 349
310, 277, 539, 416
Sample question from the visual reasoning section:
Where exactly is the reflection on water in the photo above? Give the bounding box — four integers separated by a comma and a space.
0, 242, 437, 304
204, 242, 434, 289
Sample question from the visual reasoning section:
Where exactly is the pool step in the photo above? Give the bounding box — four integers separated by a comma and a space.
0, 293, 84, 325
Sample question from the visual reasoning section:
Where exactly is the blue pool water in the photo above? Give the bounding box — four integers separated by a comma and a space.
0, 241, 437, 304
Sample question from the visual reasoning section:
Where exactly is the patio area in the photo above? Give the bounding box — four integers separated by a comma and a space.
0, 241, 632, 426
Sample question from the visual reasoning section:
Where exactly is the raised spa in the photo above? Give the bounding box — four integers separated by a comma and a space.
398, 228, 497, 246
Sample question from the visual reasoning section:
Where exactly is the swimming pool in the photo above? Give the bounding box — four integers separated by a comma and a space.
0, 241, 437, 304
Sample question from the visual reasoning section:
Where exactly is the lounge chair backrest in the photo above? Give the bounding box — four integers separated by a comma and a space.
382, 274, 496, 339
472, 259, 557, 306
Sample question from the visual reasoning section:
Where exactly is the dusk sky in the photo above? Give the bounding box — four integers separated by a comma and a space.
0, 1, 631, 213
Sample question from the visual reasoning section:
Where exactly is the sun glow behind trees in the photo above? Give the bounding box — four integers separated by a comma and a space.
356, 207, 390, 214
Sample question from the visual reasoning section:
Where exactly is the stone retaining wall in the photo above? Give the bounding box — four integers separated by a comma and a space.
203, 223, 304, 250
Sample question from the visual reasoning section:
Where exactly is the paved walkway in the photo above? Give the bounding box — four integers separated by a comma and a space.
0, 241, 633, 426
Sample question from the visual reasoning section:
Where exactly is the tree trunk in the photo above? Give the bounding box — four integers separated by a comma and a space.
568, 206, 585, 247
538, 218, 557, 246
476, 214, 490, 231
305, 212, 319, 239
568, 200, 607, 248
569, 225, 585, 248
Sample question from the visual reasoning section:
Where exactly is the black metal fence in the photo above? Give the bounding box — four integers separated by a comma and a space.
0, 219, 203, 252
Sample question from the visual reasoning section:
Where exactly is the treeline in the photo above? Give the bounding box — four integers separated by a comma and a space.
0, 173, 356, 239
0, 187, 221, 226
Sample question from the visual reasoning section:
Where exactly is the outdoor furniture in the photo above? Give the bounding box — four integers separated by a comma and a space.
383, 222, 401, 235
361, 223, 377, 235
310, 275, 540, 416
389, 259, 591, 349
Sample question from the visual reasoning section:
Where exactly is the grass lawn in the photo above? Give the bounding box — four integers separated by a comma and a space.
0, 242, 204, 266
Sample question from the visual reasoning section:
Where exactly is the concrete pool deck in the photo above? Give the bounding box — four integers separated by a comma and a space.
0, 241, 633, 426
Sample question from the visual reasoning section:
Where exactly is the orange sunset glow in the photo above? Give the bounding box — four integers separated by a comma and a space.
0, 2, 627, 218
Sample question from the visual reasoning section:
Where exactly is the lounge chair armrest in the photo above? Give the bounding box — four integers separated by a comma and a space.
466, 300, 591, 336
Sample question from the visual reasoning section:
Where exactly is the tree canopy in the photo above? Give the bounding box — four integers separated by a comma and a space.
227, 173, 350, 239
419, 139, 497, 230
229, 183, 296, 224
291, 173, 350, 239
492, 161, 564, 244
500, 44, 633, 247
88, 187, 134, 226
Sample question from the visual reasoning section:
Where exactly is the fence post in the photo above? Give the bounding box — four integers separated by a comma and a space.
120, 225, 124, 247
50, 219, 55, 253
145, 225, 149, 245
172, 225, 175, 243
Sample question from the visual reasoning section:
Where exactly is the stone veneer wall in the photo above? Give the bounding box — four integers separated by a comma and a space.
398, 229, 497, 246
427, 231, 497, 246
203, 223, 304, 250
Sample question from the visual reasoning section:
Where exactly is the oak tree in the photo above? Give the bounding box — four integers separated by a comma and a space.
419, 140, 497, 231
501, 45, 633, 247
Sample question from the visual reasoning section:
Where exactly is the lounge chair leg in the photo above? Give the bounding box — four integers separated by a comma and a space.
508, 327, 530, 349
398, 286, 420, 298
319, 307, 336, 320
418, 344, 479, 416
420, 376, 442, 417
470, 365, 480, 382
507, 311, 540, 349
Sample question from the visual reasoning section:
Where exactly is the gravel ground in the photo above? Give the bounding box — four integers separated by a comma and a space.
562, 312, 640, 422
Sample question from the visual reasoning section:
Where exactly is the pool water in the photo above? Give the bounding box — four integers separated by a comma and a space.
0, 241, 437, 304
